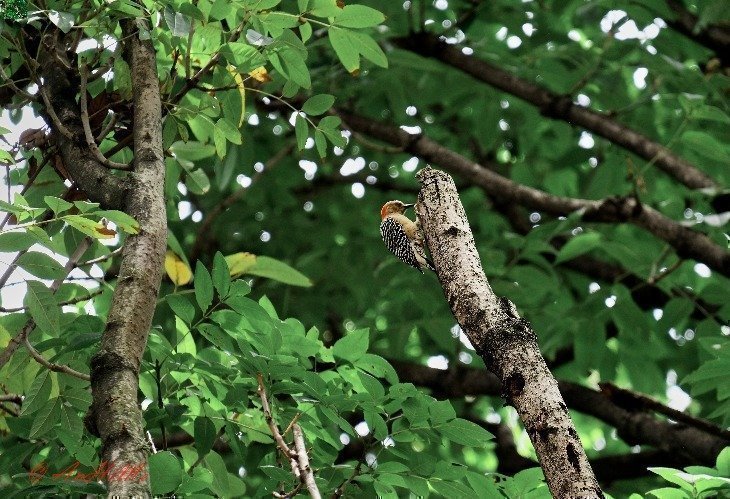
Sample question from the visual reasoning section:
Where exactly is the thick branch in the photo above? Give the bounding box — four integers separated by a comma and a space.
338, 111, 730, 277
37, 31, 127, 210
391, 360, 730, 467
665, 0, 730, 64
415, 167, 603, 498
395, 33, 717, 190
86, 20, 167, 498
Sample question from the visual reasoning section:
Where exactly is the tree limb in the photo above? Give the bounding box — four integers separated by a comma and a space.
394, 33, 718, 190
415, 167, 603, 498
79, 66, 132, 171
37, 30, 127, 211
85, 20, 167, 498
664, 0, 730, 65
337, 111, 730, 277
390, 359, 730, 467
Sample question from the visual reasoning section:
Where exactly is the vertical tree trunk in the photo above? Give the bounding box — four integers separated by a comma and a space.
416, 167, 603, 499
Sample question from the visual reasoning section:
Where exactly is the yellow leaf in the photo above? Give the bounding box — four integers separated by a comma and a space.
227, 65, 247, 128
165, 250, 192, 286
225, 252, 257, 276
248, 66, 271, 83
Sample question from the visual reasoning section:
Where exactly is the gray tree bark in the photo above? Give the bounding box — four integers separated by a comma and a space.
84, 21, 167, 498
416, 167, 603, 499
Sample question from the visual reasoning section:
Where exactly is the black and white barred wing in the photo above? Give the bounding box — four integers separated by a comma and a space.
380, 217, 421, 270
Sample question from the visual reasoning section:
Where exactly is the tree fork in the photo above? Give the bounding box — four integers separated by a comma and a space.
416, 166, 603, 499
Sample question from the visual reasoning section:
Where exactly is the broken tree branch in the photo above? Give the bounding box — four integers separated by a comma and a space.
415, 166, 603, 498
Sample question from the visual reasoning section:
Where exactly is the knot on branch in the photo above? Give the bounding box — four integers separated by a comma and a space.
90, 349, 140, 380
539, 94, 573, 119
502, 371, 526, 404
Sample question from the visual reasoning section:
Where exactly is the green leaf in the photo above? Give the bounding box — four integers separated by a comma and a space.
438, 418, 494, 446
554, 232, 602, 264
202, 451, 232, 497
681, 131, 728, 163
214, 124, 227, 159
302, 94, 335, 115
691, 105, 730, 124
329, 27, 360, 73
333, 328, 369, 362
647, 487, 691, 499
149, 451, 183, 495
195, 261, 214, 312
244, 256, 312, 287
21, 370, 52, 416
295, 113, 308, 150
429, 479, 474, 499
95, 210, 140, 234
170, 141, 216, 161
168, 294, 196, 324
216, 118, 242, 144
194, 417, 217, 457
113, 58, 133, 100
212, 252, 231, 299
314, 129, 327, 157
223, 42, 267, 73
25, 280, 60, 336
0, 231, 37, 252
335, 5, 385, 28
353, 31, 388, 68
164, 6, 191, 37
44, 196, 73, 215
47, 10, 74, 32
185, 168, 211, 195
63, 215, 116, 240
17, 251, 66, 279
279, 48, 311, 89
717, 447, 730, 477
73, 200, 100, 213
244, 0, 281, 9
308, 0, 342, 17
258, 11, 299, 37
29, 397, 61, 439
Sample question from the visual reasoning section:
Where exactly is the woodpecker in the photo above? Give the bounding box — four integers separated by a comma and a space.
380, 200, 435, 273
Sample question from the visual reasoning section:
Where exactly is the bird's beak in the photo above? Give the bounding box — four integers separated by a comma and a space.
403, 203, 414, 210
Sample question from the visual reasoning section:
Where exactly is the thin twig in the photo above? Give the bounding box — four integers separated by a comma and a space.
256, 373, 295, 458
0, 64, 36, 101
332, 461, 362, 498
0, 287, 103, 312
171, 23, 245, 105
80, 66, 132, 170
190, 142, 293, 261
0, 237, 93, 370
599, 382, 730, 441
79, 246, 123, 266
39, 86, 74, 139
24, 335, 91, 381
0, 153, 52, 231
293, 424, 321, 499
95, 113, 119, 142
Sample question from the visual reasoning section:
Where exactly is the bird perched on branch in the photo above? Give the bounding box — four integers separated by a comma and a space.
379, 200, 435, 273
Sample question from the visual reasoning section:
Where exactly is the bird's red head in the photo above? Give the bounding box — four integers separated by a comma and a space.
380, 200, 414, 219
